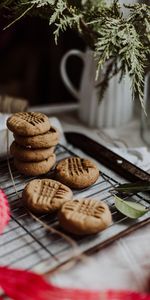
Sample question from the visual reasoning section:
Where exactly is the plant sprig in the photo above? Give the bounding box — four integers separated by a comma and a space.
1, 0, 150, 107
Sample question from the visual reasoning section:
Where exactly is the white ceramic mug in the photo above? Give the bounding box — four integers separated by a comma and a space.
60, 48, 134, 128
60, 49, 99, 126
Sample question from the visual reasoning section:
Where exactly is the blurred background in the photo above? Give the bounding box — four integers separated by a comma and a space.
0, 0, 147, 108
0, 15, 86, 106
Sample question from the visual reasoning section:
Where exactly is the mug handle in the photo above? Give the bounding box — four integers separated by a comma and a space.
60, 49, 85, 100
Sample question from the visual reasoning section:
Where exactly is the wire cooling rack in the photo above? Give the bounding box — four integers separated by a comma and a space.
0, 133, 150, 274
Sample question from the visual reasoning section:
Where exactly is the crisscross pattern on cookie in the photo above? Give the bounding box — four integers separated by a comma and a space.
56, 157, 99, 188
37, 181, 69, 204
62, 199, 106, 218
23, 179, 73, 213
59, 198, 112, 235
66, 157, 93, 176
7, 112, 50, 136
57, 157, 97, 177
14, 112, 47, 126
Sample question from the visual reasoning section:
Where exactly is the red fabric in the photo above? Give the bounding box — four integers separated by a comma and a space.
0, 189, 10, 233
0, 267, 149, 300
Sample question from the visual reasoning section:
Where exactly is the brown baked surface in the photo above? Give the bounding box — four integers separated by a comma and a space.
14, 153, 56, 176
22, 178, 73, 213
7, 112, 50, 136
59, 198, 112, 235
55, 157, 99, 189
10, 141, 55, 162
14, 126, 59, 148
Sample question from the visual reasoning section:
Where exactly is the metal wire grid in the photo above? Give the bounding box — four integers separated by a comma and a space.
0, 144, 150, 273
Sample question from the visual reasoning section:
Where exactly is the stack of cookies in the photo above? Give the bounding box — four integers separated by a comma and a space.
7, 112, 60, 176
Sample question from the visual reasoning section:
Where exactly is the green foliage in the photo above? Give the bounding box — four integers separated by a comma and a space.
49, 0, 83, 43
1, 0, 150, 107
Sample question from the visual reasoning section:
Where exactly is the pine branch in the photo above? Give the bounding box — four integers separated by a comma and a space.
49, 0, 83, 43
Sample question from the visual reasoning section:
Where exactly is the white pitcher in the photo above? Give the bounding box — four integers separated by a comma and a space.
60, 48, 134, 128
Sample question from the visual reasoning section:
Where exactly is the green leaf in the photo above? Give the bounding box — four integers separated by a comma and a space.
115, 182, 150, 194
114, 195, 148, 219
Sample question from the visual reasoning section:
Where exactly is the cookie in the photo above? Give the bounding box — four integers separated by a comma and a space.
22, 178, 73, 214
14, 126, 60, 149
10, 141, 55, 162
14, 153, 56, 176
7, 112, 50, 136
55, 157, 99, 189
59, 198, 112, 235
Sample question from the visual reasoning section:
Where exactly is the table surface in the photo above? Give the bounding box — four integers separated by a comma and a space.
38, 105, 150, 293
2, 105, 149, 293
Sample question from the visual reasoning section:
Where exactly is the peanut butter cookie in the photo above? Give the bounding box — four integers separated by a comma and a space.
14, 153, 56, 176
56, 157, 99, 189
7, 112, 50, 136
14, 126, 59, 148
22, 178, 73, 213
59, 198, 112, 235
10, 141, 55, 162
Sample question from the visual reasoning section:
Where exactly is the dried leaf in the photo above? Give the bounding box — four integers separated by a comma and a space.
114, 195, 149, 219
